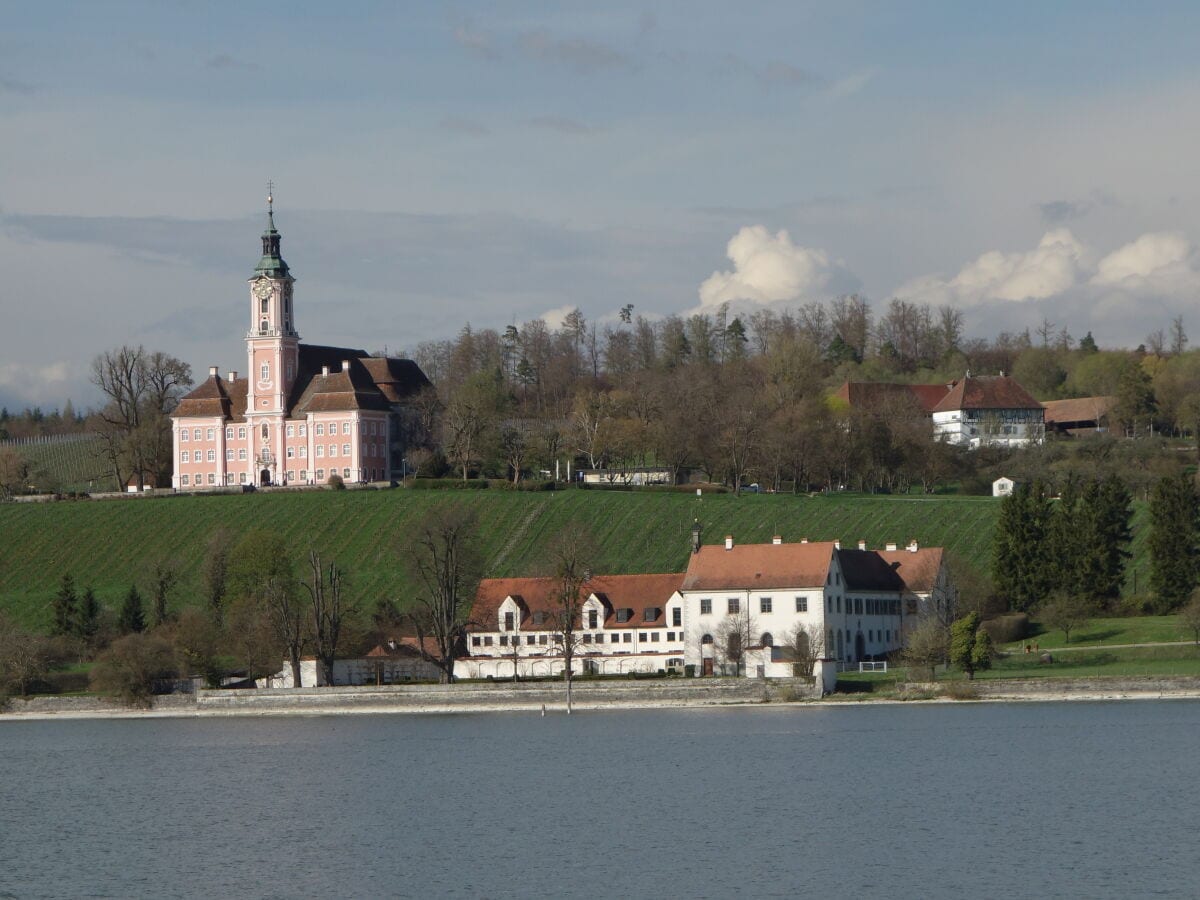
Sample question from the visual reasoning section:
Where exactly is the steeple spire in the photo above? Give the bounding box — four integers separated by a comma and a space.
255, 181, 289, 277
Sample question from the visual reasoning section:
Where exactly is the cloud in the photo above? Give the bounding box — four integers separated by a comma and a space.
696, 225, 856, 312
0, 74, 35, 94
440, 116, 490, 136
452, 20, 499, 60
516, 29, 629, 73
205, 53, 258, 71
896, 229, 1090, 308
762, 61, 821, 87
1092, 232, 1194, 286
0, 361, 72, 397
527, 115, 597, 135
540, 304, 578, 330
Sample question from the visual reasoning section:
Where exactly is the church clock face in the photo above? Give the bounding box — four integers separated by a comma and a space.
253, 280, 273, 301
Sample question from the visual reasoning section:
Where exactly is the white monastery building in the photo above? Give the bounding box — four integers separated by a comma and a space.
455, 532, 949, 681
931, 374, 1045, 448
171, 196, 429, 489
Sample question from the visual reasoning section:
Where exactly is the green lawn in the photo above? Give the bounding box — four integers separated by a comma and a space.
0, 489, 1003, 630
1001, 615, 1188, 650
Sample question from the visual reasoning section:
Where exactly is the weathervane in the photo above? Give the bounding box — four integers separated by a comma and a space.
267, 179, 274, 212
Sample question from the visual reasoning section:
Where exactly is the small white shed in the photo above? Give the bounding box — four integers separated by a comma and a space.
992, 476, 1018, 497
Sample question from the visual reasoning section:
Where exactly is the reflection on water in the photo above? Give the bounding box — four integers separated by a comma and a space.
1, 702, 1197, 899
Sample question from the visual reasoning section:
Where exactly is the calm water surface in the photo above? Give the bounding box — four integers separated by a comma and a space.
1, 702, 1198, 899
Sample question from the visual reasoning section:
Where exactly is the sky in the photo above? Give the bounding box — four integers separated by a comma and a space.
4, 1, 1200, 409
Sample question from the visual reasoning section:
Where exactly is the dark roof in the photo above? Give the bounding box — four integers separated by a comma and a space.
173, 373, 249, 421
359, 357, 432, 403
836, 549, 907, 591
932, 375, 1043, 413
1042, 396, 1115, 426
835, 381, 949, 414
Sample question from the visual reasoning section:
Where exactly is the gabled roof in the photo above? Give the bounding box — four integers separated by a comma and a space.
836, 549, 906, 592
173, 373, 249, 421
1041, 396, 1115, 426
932, 375, 1042, 413
681, 541, 836, 592
835, 381, 950, 415
876, 548, 945, 594
470, 573, 684, 631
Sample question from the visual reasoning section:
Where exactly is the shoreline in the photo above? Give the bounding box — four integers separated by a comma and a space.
5, 680, 1200, 721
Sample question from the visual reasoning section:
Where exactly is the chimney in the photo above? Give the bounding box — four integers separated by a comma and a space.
321, 365, 330, 376
227, 371, 238, 383
690, 519, 702, 555
833, 539, 841, 549
772, 535, 782, 545
907, 538, 919, 553
208, 366, 218, 377
857, 539, 867, 551
724, 535, 733, 551
885, 542, 897, 552
341, 359, 351, 372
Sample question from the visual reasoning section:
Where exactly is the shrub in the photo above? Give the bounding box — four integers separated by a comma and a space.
327, 473, 345, 490
980, 613, 1029, 645
942, 681, 980, 700
408, 478, 489, 490
90, 633, 177, 707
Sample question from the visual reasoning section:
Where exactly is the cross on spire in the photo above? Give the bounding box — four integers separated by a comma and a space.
267, 179, 274, 211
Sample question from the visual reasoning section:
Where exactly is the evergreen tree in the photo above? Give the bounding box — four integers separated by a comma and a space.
78, 586, 101, 641
119, 585, 146, 634
1148, 474, 1200, 611
52, 573, 78, 637
949, 612, 982, 679
992, 481, 1055, 611
1079, 331, 1099, 354
1049, 475, 1084, 593
1086, 476, 1133, 603
971, 629, 994, 672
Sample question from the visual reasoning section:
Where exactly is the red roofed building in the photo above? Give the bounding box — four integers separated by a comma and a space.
171, 197, 430, 489
931, 374, 1045, 448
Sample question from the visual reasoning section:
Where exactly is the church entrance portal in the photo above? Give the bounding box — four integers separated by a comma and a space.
260, 469, 271, 486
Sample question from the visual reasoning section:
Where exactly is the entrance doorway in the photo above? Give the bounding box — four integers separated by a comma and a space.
702, 658, 714, 676
260, 469, 271, 486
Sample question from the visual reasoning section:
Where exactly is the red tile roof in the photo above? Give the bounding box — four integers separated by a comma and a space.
470, 573, 684, 631
173, 373, 249, 421
876, 548, 944, 593
681, 541, 836, 592
835, 381, 950, 414
931, 375, 1042, 413
1041, 396, 1115, 426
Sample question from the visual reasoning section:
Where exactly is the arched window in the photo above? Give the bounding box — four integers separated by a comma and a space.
260, 298, 269, 315
261, 424, 269, 441
760, 632, 774, 647
260, 319, 268, 334
701, 633, 714, 645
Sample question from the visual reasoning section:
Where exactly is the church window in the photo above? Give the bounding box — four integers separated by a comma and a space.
299, 447, 307, 458
342, 422, 351, 435
286, 447, 295, 459
226, 449, 234, 461
226, 427, 233, 440
287, 425, 294, 437
342, 443, 350, 457
260, 363, 269, 382
299, 470, 306, 481
238, 427, 246, 439
316, 468, 325, 480
238, 448, 247, 460
260, 320, 268, 335
180, 430, 188, 442
181, 450, 189, 463
286, 361, 293, 379
329, 444, 337, 458
316, 446, 324, 458
206, 428, 214, 441
180, 474, 189, 486
207, 450, 215, 462
343, 468, 350, 479
193, 428, 201, 440
239, 472, 247, 484
315, 424, 324, 436
261, 424, 269, 440
260, 298, 269, 315
207, 473, 215, 485
299, 424, 307, 437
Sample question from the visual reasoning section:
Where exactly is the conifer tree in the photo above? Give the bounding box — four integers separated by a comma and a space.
992, 481, 1055, 611
79, 586, 101, 641
119, 585, 146, 634
52, 573, 79, 637
1049, 475, 1083, 594
949, 612, 982, 679
1091, 476, 1133, 602
1148, 473, 1200, 612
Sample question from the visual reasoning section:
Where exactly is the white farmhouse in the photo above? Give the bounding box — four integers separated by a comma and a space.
993, 476, 1018, 497
932, 374, 1045, 448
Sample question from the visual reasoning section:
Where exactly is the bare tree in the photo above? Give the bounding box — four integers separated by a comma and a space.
1180, 589, 1200, 645
0, 448, 29, 498
1038, 592, 1094, 644
146, 558, 179, 627
91, 345, 192, 489
0, 613, 50, 696
544, 525, 594, 713
714, 604, 757, 676
201, 528, 234, 619
903, 617, 949, 681
402, 505, 484, 683
230, 531, 305, 687
223, 595, 281, 684
303, 549, 354, 687
785, 622, 827, 677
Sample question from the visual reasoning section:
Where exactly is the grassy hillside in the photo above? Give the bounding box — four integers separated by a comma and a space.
4, 435, 118, 493
0, 487, 1154, 632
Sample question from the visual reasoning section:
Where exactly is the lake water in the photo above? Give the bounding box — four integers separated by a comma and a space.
1, 701, 1198, 899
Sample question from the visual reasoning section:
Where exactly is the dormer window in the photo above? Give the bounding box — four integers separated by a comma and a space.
587, 609, 598, 629
643, 607, 660, 622
503, 612, 514, 631
616, 608, 632, 623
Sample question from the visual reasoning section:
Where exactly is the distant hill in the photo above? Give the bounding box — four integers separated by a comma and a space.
0, 488, 1150, 631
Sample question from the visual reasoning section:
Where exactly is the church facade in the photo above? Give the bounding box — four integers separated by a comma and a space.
171, 201, 429, 489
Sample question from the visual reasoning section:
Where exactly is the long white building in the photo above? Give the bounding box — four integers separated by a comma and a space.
455, 535, 949, 680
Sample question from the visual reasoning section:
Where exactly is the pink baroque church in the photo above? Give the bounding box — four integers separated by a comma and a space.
171, 197, 430, 489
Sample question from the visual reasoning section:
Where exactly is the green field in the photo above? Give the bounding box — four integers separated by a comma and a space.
6, 436, 118, 494
0, 489, 1005, 630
